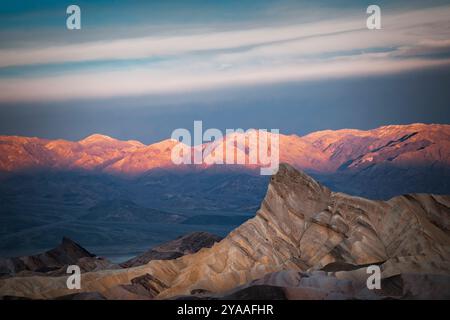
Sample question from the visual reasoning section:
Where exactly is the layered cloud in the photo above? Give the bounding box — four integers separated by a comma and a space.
0, 4, 449, 102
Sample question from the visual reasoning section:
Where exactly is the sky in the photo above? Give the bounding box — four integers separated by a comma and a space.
0, 0, 449, 143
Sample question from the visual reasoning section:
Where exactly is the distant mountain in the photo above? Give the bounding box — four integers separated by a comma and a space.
1, 123, 449, 200
1, 164, 448, 299
0, 134, 143, 172
1, 123, 448, 175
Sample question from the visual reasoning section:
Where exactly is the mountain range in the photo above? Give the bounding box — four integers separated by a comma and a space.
1, 123, 449, 179
1, 123, 449, 201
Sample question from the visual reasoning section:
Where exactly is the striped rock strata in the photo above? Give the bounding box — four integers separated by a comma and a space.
0, 164, 449, 299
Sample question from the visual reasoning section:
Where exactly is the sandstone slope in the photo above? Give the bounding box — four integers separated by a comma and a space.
0, 164, 449, 299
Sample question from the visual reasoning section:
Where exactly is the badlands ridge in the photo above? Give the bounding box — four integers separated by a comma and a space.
0, 164, 449, 300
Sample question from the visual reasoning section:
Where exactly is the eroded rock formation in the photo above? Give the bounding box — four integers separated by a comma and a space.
0, 237, 109, 277
0, 164, 449, 299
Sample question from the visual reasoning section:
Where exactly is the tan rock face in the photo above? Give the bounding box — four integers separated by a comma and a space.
1, 164, 448, 299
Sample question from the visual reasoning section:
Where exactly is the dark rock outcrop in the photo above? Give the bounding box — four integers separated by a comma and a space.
121, 232, 222, 268
0, 237, 117, 277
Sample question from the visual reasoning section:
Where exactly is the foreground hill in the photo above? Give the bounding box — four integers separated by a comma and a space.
1, 164, 448, 299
